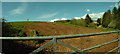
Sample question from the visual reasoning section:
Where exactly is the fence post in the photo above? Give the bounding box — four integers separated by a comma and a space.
53, 38, 57, 53
118, 31, 120, 53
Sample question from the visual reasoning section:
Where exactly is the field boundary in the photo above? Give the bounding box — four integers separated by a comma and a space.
1, 31, 120, 54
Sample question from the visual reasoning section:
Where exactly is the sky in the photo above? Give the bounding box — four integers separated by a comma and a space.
2, 2, 120, 22
2, 0, 119, 2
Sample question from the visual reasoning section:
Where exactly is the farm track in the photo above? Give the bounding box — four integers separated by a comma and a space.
23, 22, 118, 52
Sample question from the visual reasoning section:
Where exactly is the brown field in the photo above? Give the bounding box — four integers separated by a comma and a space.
22, 22, 118, 53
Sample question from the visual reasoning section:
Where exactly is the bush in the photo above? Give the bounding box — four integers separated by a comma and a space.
88, 22, 97, 28
70, 19, 77, 25
77, 19, 87, 27
17, 30, 27, 37
85, 14, 93, 25
2, 22, 22, 37
30, 30, 44, 44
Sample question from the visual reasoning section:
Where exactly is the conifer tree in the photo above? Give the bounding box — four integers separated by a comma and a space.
116, 7, 120, 29
97, 18, 101, 25
102, 10, 111, 28
112, 7, 118, 20
85, 14, 93, 26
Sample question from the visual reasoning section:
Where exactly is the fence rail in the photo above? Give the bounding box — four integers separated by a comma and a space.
0, 30, 120, 54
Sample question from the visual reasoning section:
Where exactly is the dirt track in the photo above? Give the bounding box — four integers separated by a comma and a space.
23, 22, 118, 52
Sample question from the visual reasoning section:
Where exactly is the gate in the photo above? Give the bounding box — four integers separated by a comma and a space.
0, 31, 120, 54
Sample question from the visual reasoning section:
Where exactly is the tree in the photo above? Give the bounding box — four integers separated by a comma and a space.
116, 7, 120, 29
102, 10, 111, 28
108, 7, 118, 28
97, 18, 102, 25
112, 7, 118, 20
70, 19, 77, 25
85, 14, 93, 26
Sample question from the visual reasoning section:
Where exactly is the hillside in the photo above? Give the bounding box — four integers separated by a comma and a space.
3, 22, 118, 53
23, 22, 117, 52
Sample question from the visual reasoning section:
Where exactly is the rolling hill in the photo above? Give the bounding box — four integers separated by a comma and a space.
2, 22, 118, 53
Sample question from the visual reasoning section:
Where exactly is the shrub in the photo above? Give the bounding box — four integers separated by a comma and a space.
77, 19, 87, 27
97, 18, 102, 26
17, 30, 27, 37
70, 19, 77, 25
30, 30, 44, 44
85, 14, 93, 25
88, 22, 97, 28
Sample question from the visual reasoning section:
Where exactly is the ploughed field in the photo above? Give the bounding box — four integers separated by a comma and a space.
22, 22, 118, 53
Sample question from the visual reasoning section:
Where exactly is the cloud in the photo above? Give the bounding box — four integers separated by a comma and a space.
61, 18, 67, 20
50, 18, 67, 22
10, 3, 28, 15
37, 12, 58, 18
81, 12, 105, 19
50, 12, 105, 22
87, 9, 90, 12
73, 17, 81, 19
50, 19, 59, 22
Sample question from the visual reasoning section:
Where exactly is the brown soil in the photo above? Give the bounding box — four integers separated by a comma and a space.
23, 22, 118, 53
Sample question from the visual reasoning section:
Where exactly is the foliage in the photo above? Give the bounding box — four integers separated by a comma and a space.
112, 7, 118, 20
116, 7, 120, 29
70, 19, 88, 27
102, 10, 111, 28
2, 22, 27, 37
97, 18, 102, 26
89, 22, 97, 28
2, 20, 35, 37
30, 30, 44, 44
55, 20, 68, 23
108, 19, 117, 28
70, 19, 77, 25
77, 19, 87, 27
85, 14, 93, 26
17, 30, 27, 37
107, 7, 120, 29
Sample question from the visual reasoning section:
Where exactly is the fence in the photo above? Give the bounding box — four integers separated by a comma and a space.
0, 31, 120, 54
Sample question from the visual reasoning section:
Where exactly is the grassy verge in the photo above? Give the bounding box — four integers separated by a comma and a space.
52, 22, 117, 32
4, 21, 36, 37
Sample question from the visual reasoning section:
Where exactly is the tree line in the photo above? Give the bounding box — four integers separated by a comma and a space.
102, 7, 120, 29
55, 7, 120, 30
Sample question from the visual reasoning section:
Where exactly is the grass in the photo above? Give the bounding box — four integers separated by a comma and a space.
52, 22, 89, 28
6, 21, 45, 44
7, 21, 118, 32
52, 22, 117, 32
4, 21, 37, 37
7, 21, 39, 31
6, 21, 118, 36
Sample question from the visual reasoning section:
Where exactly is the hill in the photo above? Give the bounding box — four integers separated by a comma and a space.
2, 21, 118, 53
